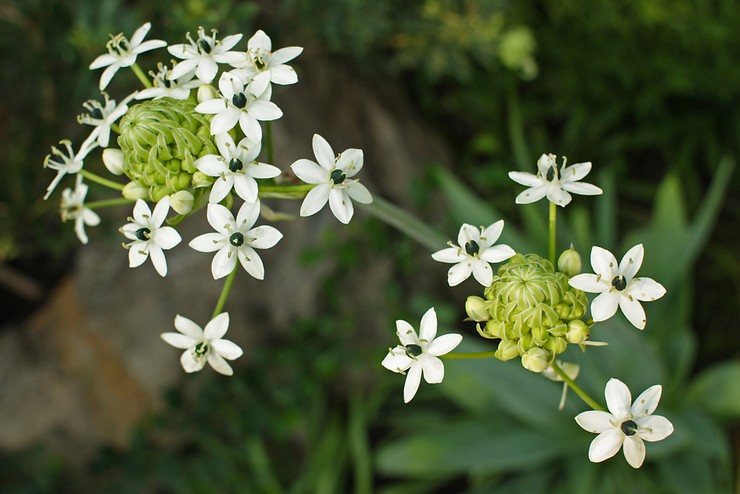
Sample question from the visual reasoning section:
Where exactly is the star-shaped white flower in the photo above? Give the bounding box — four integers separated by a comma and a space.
195, 133, 281, 204
167, 27, 247, 83
232, 29, 303, 85
78, 92, 136, 147
59, 176, 100, 244
195, 71, 282, 141
161, 312, 243, 376
135, 63, 200, 100
431, 221, 516, 287
575, 378, 673, 468
120, 197, 182, 277
508, 153, 602, 207
89, 22, 167, 90
189, 201, 282, 280
43, 137, 97, 200
290, 134, 373, 224
382, 308, 463, 403
568, 244, 666, 329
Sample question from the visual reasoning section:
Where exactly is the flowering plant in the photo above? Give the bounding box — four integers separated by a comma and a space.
44, 21, 677, 472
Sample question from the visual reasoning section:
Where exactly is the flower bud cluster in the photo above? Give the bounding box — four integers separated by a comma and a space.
466, 253, 591, 372
118, 97, 217, 201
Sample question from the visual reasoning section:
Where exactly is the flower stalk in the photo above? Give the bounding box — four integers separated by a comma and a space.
551, 360, 604, 411
212, 267, 238, 319
80, 169, 125, 191
130, 62, 153, 88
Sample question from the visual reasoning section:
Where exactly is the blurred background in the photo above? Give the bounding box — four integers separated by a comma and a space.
0, 0, 738, 492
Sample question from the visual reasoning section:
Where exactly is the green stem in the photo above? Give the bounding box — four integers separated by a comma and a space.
258, 183, 315, 196
549, 201, 557, 266
211, 268, 238, 318
85, 197, 134, 210
265, 121, 274, 164
130, 63, 153, 88
359, 196, 447, 251
80, 169, 125, 191
440, 351, 496, 360
551, 361, 604, 411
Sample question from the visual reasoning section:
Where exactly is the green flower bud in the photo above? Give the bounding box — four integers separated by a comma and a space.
192, 171, 215, 188
558, 245, 582, 277
465, 296, 490, 322
477, 320, 502, 339
516, 333, 534, 354
565, 319, 590, 344
521, 347, 550, 373
544, 336, 567, 355
197, 84, 218, 103
122, 181, 149, 200
495, 339, 519, 361
170, 190, 194, 215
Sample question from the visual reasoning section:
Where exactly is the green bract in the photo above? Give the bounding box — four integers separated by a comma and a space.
471, 253, 590, 371
118, 98, 217, 201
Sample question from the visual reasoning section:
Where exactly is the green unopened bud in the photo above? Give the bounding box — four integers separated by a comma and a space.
544, 336, 567, 355
122, 181, 149, 200
521, 347, 550, 373
197, 84, 219, 103
102, 148, 124, 175
565, 319, 590, 344
465, 296, 490, 322
192, 171, 214, 188
477, 320, 502, 339
495, 339, 519, 361
516, 333, 534, 354
170, 190, 194, 215
558, 245, 582, 277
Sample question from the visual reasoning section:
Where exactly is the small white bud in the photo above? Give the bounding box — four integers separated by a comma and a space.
102, 148, 125, 175
169, 190, 194, 215
197, 84, 218, 103
122, 181, 149, 200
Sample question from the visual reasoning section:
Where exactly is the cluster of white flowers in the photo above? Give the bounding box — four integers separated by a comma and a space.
43, 22, 373, 377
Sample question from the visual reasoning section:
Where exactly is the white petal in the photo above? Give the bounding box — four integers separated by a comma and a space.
169, 58, 199, 79
619, 244, 644, 280
211, 339, 243, 360
418, 307, 438, 342
219, 33, 244, 51
514, 185, 548, 204
447, 261, 473, 287
426, 333, 462, 357
99, 64, 120, 90
195, 154, 227, 176
568, 273, 607, 293
189, 232, 225, 252
248, 101, 282, 121
562, 161, 592, 182
196, 59, 219, 84
132, 199, 151, 224
627, 278, 666, 302
89, 53, 116, 70
562, 181, 602, 196
233, 174, 258, 203
291, 159, 327, 184
575, 410, 616, 434
619, 296, 647, 329
299, 183, 330, 216
153, 226, 182, 250
174, 315, 204, 339
456, 224, 479, 247
181, 351, 205, 373
209, 176, 234, 204
239, 114, 262, 142
480, 220, 505, 246
631, 385, 662, 417
431, 247, 465, 264
605, 378, 632, 419
588, 429, 624, 463
149, 246, 168, 277
403, 364, 422, 403
248, 225, 283, 249
151, 196, 171, 227
636, 415, 673, 442
211, 247, 237, 279
160, 332, 195, 350
270, 65, 298, 85
238, 246, 265, 279
248, 30, 271, 51
546, 186, 572, 207
129, 22, 152, 47
421, 355, 445, 384
591, 291, 620, 322
382, 348, 413, 373
328, 188, 353, 224
206, 203, 235, 231
128, 244, 149, 268
396, 320, 418, 346
312, 134, 336, 171
622, 436, 646, 468
236, 199, 260, 229
479, 244, 515, 264
336, 148, 363, 176
195, 98, 227, 115
204, 312, 230, 340
211, 108, 240, 134
471, 260, 493, 286
270, 46, 303, 65
591, 246, 618, 279
206, 353, 233, 375
247, 162, 281, 179
346, 181, 372, 204
508, 171, 541, 187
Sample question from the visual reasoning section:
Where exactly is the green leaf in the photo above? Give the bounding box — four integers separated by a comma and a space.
686, 360, 740, 420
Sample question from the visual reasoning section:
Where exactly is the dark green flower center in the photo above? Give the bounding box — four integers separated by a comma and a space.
135, 227, 151, 241
229, 232, 245, 247
465, 240, 480, 256
194, 342, 209, 356
620, 419, 638, 436
255, 55, 266, 70
90, 107, 104, 119
330, 169, 346, 185
229, 158, 244, 172
198, 39, 212, 54
546, 165, 560, 181
232, 93, 247, 109
405, 344, 423, 358
611, 275, 627, 291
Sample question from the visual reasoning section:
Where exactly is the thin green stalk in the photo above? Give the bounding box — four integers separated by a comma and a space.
245, 437, 284, 494
359, 196, 447, 251
551, 361, 604, 411
259, 184, 315, 195
80, 169, 125, 191
265, 121, 274, 164
211, 268, 238, 318
440, 351, 496, 360
85, 197, 134, 210
130, 63, 152, 88
549, 201, 557, 265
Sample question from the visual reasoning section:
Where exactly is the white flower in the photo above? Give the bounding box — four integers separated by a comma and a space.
195, 71, 282, 141
43, 138, 97, 200
232, 29, 303, 85
189, 201, 283, 280
78, 92, 136, 147
195, 133, 281, 204
431, 221, 516, 287
290, 134, 373, 224
120, 197, 182, 277
135, 63, 200, 100
161, 312, 243, 376
167, 27, 247, 83
508, 153, 602, 207
568, 244, 666, 329
575, 378, 674, 468
60, 176, 100, 244
89, 22, 167, 90
381, 308, 463, 403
